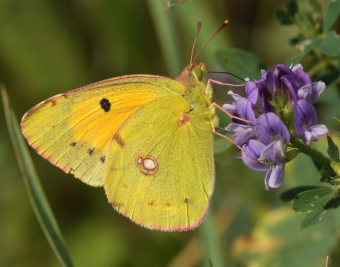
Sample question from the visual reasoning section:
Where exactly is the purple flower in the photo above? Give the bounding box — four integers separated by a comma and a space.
274, 64, 298, 92
294, 100, 328, 145
224, 63, 328, 190
255, 113, 290, 145
222, 90, 242, 114
245, 70, 274, 112
265, 164, 285, 190
259, 139, 285, 164
297, 81, 326, 103
241, 140, 268, 171
291, 64, 312, 87
242, 140, 286, 190
225, 123, 254, 145
225, 97, 256, 145
245, 81, 258, 106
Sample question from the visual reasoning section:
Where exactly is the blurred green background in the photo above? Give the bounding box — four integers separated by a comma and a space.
1, 0, 339, 266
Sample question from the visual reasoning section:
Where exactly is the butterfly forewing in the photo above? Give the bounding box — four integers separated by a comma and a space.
21, 75, 185, 186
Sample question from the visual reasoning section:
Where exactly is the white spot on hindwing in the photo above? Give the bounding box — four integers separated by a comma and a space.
137, 156, 158, 175
144, 158, 157, 170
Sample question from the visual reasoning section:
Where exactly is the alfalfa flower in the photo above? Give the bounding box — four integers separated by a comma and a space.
225, 63, 328, 189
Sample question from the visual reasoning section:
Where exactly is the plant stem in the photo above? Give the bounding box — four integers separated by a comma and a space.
291, 137, 330, 167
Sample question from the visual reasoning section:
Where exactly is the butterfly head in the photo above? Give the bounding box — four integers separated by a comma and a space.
176, 62, 207, 86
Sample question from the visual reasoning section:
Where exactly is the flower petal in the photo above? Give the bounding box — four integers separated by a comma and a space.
304, 124, 328, 145
222, 102, 236, 113
235, 98, 257, 121
294, 99, 318, 136
280, 76, 298, 102
310, 124, 329, 136
297, 81, 326, 103
259, 139, 285, 163
291, 64, 312, 87
242, 140, 268, 171
265, 164, 285, 190
228, 90, 242, 101
225, 123, 254, 145
246, 80, 259, 106
274, 64, 295, 91
255, 112, 290, 144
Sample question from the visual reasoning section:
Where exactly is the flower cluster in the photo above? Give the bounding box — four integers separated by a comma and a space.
224, 64, 328, 189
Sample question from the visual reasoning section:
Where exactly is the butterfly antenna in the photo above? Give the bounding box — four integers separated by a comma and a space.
190, 22, 203, 65
193, 20, 229, 63
208, 71, 245, 81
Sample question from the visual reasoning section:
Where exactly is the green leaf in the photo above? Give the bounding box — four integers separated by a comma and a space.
287, 1, 298, 17
1, 88, 74, 267
323, 0, 340, 32
293, 187, 336, 213
289, 34, 304, 45
324, 197, 340, 209
327, 135, 339, 162
301, 208, 325, 229
214, 137, 231, 154
318, 31, 340, 56
276, 8, 293, 25
280, 186, 320, 202
216, 48, 265, 80
234, 207, 337, 267
288, 37, 320, 64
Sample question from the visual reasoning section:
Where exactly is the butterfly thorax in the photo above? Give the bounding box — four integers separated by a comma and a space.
176, 63, 218, 127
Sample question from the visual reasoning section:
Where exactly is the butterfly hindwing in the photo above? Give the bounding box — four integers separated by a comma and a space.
104, 95, 214, 231
21, 75, 186, 186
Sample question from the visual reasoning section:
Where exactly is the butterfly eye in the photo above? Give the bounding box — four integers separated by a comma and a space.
192, 67, 203, 81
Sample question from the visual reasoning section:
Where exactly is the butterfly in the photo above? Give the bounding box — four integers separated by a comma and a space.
21, 21, 232, 231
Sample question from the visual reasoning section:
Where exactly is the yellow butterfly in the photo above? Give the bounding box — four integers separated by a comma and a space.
21, 21, 231, 231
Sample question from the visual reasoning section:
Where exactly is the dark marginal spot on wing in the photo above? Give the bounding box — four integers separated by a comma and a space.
70, 142, 77, 147
50, 100, 57, 106
100, 156, 105, 163
87, 148, 95, 155
148, 200, 155, 206
184, 197, 189, 204
100, 98, 111, 112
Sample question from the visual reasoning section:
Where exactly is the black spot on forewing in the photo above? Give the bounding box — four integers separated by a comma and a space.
100, 98, 111, 112
87, 148, 95, 155
100, 156, 105, 163
70, 142, 77, 147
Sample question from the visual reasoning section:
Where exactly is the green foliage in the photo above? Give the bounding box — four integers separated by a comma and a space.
327, 136, 340, 163
291, 187, 339, 228
280, 185, 320, 202
1, 89, 74, 267
318, 31, 340, 56
214, 137, 231, 154
323, 0, 340, 32
277, 0, 340, 88
216, 48, 265, 80
292, 187, 336, 213
275, 1, 299, 25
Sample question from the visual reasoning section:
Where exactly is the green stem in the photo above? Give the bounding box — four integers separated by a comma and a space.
291, 137, 330, 167
199, 210, 225, 267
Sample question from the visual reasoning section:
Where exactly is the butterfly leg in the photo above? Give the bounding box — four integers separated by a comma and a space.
211, 123, 258, 162
206, 78, 255, 124
208, 78, 245, 87
210, 102, 256, 124
211, 123, 239, 147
